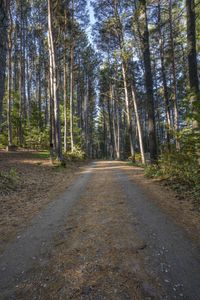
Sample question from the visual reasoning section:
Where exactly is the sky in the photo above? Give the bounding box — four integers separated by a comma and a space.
87, 0, 95, 43
88, 0, 95, 25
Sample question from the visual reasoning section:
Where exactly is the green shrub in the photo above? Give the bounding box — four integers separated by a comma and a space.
144, 164, 164, 178
145, 128, 200, 207
64, 146, 86, 162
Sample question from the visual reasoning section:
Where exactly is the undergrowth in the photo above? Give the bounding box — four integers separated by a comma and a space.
145, 151, 200, 210
64, 146, 86, 162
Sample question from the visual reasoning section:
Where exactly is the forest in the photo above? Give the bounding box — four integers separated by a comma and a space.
0, 0, 199, 175
1, 1, 200, 298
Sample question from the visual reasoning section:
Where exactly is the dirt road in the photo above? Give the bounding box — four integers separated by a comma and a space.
0, 161, 200, 299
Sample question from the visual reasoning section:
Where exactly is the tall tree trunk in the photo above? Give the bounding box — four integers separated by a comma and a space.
140, 0, 157, 163
158, 0, 171, 150
0, 0, 8, 132
111, 85, 120, 159
48, 0, 62, 161
48, 68, 54, 164
37, 36, 42, 129
63, 11, 68, 153
26, 51, 31, 123
69, 0, 75, 152
169, 0, 179, 148
7, 0, 13, 146
70, 42, 74, 152
63, 52, 68, 153
113, 0, 135, 159
108, 85, 114, 158
186, 0, 199, 128
131, 84, 145, 165
19, 3, 24, 146
121, 60, 135, 159
84, 77, 89, 156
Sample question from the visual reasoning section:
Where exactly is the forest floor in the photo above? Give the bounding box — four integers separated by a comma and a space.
0, 150, 86, 254
0, 156, 200, 299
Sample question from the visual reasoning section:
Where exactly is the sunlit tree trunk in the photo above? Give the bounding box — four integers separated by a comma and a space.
121, 60, 135, 160
131, 84, 145, 165
169, 0, 179, 149
111, 85, 120, 159
113, 0, 135, 160
48, 0, 63, 161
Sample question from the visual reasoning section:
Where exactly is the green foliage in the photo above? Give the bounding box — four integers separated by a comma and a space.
0, 133, 8, 148
145, 164, 163, 178
25, 127, 49, 150
145, 128, 200, 208
64, 146, 86, 162
128, 152, 144, 167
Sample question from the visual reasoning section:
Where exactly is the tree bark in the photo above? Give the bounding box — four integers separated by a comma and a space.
158, 0, 171, 150
169, 0, 179, 148
70, 42, 74, 152
121, 60, 135, 159
7, 0, 13, 145
48, 0, 63, 161
63, 10, 68, 153
0, 0, 8, 132
131, 84, 145, 165
113, 0, 135, 160
186, 0, 199, 128
140, 0, 157, 163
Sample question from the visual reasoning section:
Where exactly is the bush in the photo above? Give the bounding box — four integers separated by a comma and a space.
145, 163, 164, 178
145, 128, 200, 208
64, 146, 86, 162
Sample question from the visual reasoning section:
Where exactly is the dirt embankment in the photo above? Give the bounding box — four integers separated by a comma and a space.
0, 150, 85, 253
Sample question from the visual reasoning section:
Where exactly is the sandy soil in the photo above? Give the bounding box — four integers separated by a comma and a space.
0, 150, 85, 253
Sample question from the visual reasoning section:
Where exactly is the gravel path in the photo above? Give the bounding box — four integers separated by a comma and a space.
0, 161, 199, 299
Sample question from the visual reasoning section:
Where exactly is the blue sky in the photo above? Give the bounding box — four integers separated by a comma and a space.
87, 0, 95, 43
88, 0, 95, 25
